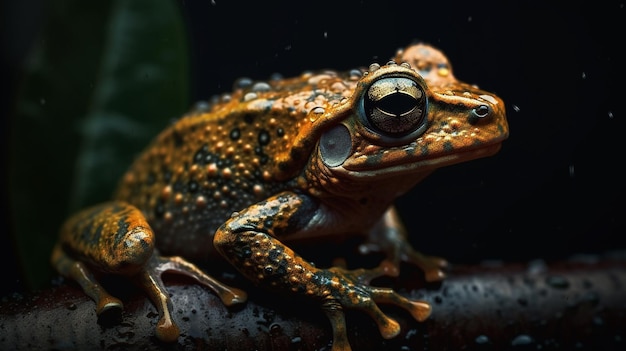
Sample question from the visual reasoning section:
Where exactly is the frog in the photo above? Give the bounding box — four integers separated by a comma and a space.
51, 42, 508, 350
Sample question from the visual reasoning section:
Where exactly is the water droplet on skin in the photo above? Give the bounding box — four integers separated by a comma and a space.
270, 72, 283, 81
234, 77, 253, 89
311, 106, 325, 114
349, 69, 362, 80
244, 92, 258, 101
193, 100, 211, 112
252, 82, 271, 92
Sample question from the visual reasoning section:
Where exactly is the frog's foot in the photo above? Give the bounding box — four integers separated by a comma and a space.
359, 242, 448, 282
320, 266, 431, 351
51, 244, 124, 317
139, 253, 248, 342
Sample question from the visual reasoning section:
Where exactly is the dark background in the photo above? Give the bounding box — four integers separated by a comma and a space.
2, 0, 624, 296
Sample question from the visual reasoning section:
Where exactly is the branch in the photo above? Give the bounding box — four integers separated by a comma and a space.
2, 252, 625, 350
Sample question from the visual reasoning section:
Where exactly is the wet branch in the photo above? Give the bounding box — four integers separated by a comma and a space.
1, 253, 625, 350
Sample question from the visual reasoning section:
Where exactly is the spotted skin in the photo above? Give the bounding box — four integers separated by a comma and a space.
52, 43, 508, 350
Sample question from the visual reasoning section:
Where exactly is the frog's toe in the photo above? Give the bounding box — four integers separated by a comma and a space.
420, 256, 448, 282
95, 295, 123, 316
369, 287, 431, 322
406, 299, 431, 322
362, 302, 401, 339
220, 288, 248, 306
321, 305, 352, 351
155, 317, 181, 343
94, 295, 124, 327
153, 255, 247, 306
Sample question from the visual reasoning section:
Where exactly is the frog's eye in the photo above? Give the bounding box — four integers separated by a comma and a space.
361, 77, 427, 138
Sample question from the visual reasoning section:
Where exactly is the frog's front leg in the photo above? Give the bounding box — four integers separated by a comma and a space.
51, 201, 246, 342
359, 206, 448, 282
214, 192, 431, 351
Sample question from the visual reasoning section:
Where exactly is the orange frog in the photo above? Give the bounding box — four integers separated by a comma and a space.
51, 43, 508, 350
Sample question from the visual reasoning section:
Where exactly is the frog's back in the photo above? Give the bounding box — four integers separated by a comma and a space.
114, 70, 359, 259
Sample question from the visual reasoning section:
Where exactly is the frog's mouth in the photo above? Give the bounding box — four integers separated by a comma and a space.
337, 140, 504, 179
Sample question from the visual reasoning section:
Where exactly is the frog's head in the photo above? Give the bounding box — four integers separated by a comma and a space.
315, 60, 508, 182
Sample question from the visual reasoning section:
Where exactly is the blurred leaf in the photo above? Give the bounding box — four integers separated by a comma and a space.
10, 0, 189, 290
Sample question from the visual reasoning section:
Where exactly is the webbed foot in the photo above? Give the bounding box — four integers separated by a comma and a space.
361, 207, 449, 282
139, 253, 247, 342
318, 265, 431, 351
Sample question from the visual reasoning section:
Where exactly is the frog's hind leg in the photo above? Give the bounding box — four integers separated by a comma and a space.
147, 254, 247, 306
360, 206, 448, 282
132, 254, 248, 342
51, 243, 123, 317
54, 201, 248, 342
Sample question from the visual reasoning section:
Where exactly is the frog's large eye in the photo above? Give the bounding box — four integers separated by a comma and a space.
361, 76, 427, 138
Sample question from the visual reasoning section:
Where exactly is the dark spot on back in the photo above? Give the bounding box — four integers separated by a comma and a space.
154, 200, 165, 218
188, 180, 199, 193
244, 114, 255, 124
230, 128, 241, 141
146, 172, 156, 185
258, 130, 270, 146
172, 131, 184, 147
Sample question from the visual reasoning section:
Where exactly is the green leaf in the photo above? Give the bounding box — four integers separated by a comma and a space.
10, 0, 189, 290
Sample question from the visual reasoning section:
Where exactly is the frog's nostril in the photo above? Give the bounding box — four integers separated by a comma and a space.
469, 104, 491, 124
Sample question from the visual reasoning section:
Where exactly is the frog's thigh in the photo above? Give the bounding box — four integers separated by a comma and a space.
52, 201, 156, 314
